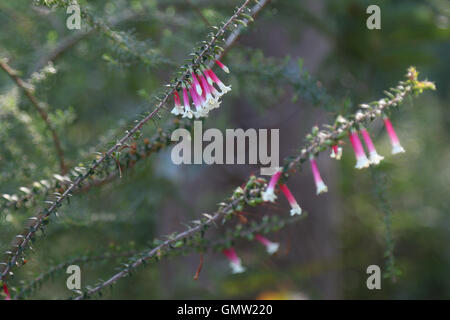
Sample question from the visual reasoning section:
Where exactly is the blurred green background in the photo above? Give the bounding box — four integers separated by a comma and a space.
0, 0, 449, 299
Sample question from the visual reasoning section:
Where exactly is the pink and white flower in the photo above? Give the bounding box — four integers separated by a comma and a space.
330, 144, 342, 160
189, 85, 206, 118
279, 184, 302, 216
255, 234, 280, 255
348, 129, 370, 169
262, 168, 282, 202
198, 71, 220, 110
383, 116, 405, 154
215, 60, 230, 73
181, 86, 194, 119
223, 248, 246, 274
191, 71, 203, 96
310, 155, 328, 195
206, 69, 231, 96
170, 91, 184, 116
360, 127, 384, 165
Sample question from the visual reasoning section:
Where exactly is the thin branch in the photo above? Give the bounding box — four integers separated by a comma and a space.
1, 0, 269, 215
73, 69, 435, 299
0, 58, 67, 174
0, 0, 253, 282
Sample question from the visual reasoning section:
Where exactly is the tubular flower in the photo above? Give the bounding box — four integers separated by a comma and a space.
189, 86, 206, 118
223, 248, 246, 274
360, 127, 384, 165
215, 60, 230, 73
206, 69, 231, 96
383, 116, 405, 154
330, 144, 342, 160
279, 184, 302, 216
170, 91, 184, 116
261, 168, 282, 202
181, 86, 194, 119
348, 129, 370, 169
255, 234, 279, 255
191, 71, 203, 96
3, 283, 11, 300
310, 155, 328, 195
198, 71, 220, 111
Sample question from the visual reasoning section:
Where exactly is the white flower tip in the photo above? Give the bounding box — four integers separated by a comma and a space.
262, 190, 277, 202
290, 204, 302, 216
330, 147, 342, 160
266, 242, 280, 255
355, 157, 370, 169
223, 66, 230, 73
369, 152, 384, 165
219, 84, 231, 94
171, 107, 181, 116
230, 262, 246, 274
316, 182, 328, 195
392, 144, 405, 155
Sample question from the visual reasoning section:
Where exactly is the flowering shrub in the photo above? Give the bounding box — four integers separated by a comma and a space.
0, 0, 442, 300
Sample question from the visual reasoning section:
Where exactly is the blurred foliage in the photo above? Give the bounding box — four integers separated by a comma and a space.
0, 0, 448, 299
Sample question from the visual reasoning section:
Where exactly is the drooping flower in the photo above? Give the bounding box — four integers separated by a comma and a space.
360, 127, 384, 165
198, 71, 220, 111
261, 168, 282, 202
310, 155, 328, 195
279, 184, 302, 216
223, 248, 246, 274
189, 85, 206, 118
170, 91, 184, 116
206, 69, 231, 96
348, 129, 370, 169
255, 234, 279, 255
330, 144, 342, 160
3, 283, 11, 300
383, 116, 405, 154
191, 71, 203, 96
215, 60, 230, 73
181, 86, 194, 119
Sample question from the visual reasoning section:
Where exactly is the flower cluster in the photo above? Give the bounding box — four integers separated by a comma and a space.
260, 114, 406, 212
223, 235, 280, 274
171, 60, 231, 119
261, 168, 302, 216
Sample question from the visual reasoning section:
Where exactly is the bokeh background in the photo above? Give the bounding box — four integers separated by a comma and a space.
0, 0, 449, 299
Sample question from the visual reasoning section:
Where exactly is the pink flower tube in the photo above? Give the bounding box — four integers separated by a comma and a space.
310, 156, 328, 195
189, 85, 205, 118
3, 284, 11, 300
198, 72, 219, 110
182, 86, 193, 119
223, 248, 245, 274
279, 184, 302, 216
255, 234, 280, 255
348, 129, 370, 169
360, 127, 384, 165
383, 116, 405, 154
215, 60, 230, 73
170, 91, 183, 116
191, 71, 203, 96
261, 168, 282, 202
206, 69, 231, 95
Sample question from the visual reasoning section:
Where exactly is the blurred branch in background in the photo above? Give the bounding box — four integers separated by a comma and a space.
0, 58, 67, 174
